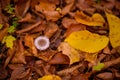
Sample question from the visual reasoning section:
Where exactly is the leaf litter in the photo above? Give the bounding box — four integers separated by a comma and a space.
0, 0, 120, 80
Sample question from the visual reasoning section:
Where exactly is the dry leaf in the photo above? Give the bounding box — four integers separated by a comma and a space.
49, 52, 69, 64
65, 30, 109, 53
63, 24, 86, 37
24, 34, 37, 56
106, 12, 120, 48
75, 11, 105, 27
58, 42, 80, 64
85, 53, 98, 64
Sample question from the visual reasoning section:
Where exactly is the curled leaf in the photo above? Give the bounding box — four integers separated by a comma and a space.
75, 11, 105, 26
65, 30, 109, 53
38, 75, 61, 80
2, 35, 16, 48
58, 42, 80, 64
106, 12, 120, 48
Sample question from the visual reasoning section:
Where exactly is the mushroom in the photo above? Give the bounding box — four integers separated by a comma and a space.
34, 36, 50, 50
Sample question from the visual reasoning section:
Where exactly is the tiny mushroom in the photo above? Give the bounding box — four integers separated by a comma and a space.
34, 36, 50, 50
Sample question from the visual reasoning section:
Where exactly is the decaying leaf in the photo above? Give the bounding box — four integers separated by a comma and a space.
38, 75, 61, 80
106, 12, 120, 48
65, 30, 109, 53
2, 35, 16, 48
58, 42, 80, 64
93, 62, 105, 71
75, 11, 105, 26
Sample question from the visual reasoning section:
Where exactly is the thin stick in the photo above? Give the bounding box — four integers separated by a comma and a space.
16, 21, 41, 33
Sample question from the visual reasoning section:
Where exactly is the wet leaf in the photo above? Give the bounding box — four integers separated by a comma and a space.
38, 75, 61, 80
106, 12, 120, 48
93, 62, 104, 71
65, 30, 109, 53
75, 11, 105, 26
58, 42, 80, 64
2, 35, 16, 48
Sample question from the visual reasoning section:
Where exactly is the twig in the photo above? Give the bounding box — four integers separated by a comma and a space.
103, 57, 120, 69
16, 21, 41, 33
57, 63, 83, 76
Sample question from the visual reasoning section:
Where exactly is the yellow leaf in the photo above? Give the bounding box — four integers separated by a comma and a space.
65, 30, 109, 53
2, 35, 16, 48
38, 75, 61, 80
106, 12, 120, 48
58, 42, 80, 64
75, 11, 105, 27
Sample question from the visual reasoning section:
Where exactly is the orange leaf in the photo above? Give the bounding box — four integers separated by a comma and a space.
75, 11, 105, 26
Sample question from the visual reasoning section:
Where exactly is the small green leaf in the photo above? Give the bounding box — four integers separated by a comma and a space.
2, 35, 16, 48
0, 24, 3, 29
5, 4, 14, 14
93, 62, 104, 71
8, 26, 16, 33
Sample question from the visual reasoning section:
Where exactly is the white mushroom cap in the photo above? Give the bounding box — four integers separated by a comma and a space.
34, 36, 50, 50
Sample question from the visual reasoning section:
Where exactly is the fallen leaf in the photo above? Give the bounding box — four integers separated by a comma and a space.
96, 72, 113, 80
65, 30, 109, 53
43, 11, 61, 21
75, 11, 105, 26
62, 17, 78, 29
63, 24, 86, 37
38, 75, 61, 80
15, 0, 31, 17
11, 40, 26, 64
85, 52, 98, 64
93, 62, 104, 71
2, 35, 16, 48
44, 22, 59, 38
0, 25, 8, 42
37, 49, 56, 62
24, 34, 37, 56
49, 52, 69, 64
58, 42, 80, 64
106, 12, 120, 48
35, 0, 56, 12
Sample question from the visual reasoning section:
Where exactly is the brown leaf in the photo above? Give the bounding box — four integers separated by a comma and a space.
30, 21, 47, 33
76, 0, 95, 14
16, 20, 41, 33
64, 24, 86, 37
103, 46, 111, 54
62, 17, 78, 29
35, 0, 56, 12
15, 0, 31, 17
49, 52, 69, 64
10, 65, 30, 80
44, 22, 59, 38
96, 72, 113, 80
24, 34, 38, 56
0, 65, 8, 79
11, 40, 26, 64
37, 49, 56, 62
0, 24, 8, 42
71, 73, 90, 80
43, 11, 61, 21
4, 46, 16, 68
61, 0, 74, 16
18, 13, 36, 23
